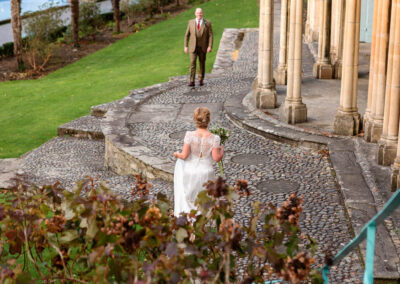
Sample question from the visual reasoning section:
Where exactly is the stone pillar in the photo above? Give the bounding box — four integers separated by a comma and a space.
305, 0, 313, 42
274, 0, 289, 85
313, 0, 334, 79
379, 1, 400, 166
391, 118, 400, 191
255, 0, 277, 109
363, 0, 381, 140
280, 0, 307, 124
369, 0, 391, 143
257, 0, 265, 88
330, 0, 345, 79
333, 0, 361, 136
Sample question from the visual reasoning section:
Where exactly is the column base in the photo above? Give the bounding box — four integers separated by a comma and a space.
313, 62, 334, 79
391, 162, 400, 191
333, 60, 342, 79
252, 77, 258, 91
333, 111, 361, 136
370, 120, 383, 143
280, 100, 307, 124
274, 67, 287, 85
363, 115, 372, 142
378, 139, 398, 166
255, 86, 277, 109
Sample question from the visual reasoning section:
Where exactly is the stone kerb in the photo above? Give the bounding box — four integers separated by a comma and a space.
101, 80, 186, 182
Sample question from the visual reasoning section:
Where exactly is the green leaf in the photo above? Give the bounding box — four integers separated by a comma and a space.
59, 230, 79, 243
176, 228, 188, 243
61, 201, 75, 220
15, 272, 33, 284
80, 217, 88, 228
87, 217, 98, 239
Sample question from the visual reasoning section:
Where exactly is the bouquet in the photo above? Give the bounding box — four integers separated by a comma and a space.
210, 126, 231, 176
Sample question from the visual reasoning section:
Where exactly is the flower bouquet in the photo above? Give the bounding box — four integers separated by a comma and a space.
210, 126, 231, 176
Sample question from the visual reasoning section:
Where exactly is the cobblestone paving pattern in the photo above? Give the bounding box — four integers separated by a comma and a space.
20, 137, 173, 202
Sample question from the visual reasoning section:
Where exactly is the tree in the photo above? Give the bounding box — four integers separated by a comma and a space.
113, 0, 121, 33
10, 0, 24, 70
70, 0, 79, 47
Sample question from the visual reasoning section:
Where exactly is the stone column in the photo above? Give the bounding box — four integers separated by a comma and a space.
313, 0, 334, 79
363, 0, 381, 139
255, 0, 277, 109
391, 116, 400, 191
369, 0, 391, 143
257, 0, 265, 88
305, 0, 313, 42
333, 0, 361, 135
331, 0, 345, 79
280, 0, 307, 124
379, 1, 400, 166
274, 0, 289, 85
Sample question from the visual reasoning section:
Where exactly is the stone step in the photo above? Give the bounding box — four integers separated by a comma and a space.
57, 115, 104, 140
91, 102, 114, 118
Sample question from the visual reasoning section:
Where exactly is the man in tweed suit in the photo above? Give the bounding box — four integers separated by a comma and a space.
184, 8, 213, 87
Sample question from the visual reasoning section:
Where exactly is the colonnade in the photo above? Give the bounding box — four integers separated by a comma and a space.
255, 0, 400, 189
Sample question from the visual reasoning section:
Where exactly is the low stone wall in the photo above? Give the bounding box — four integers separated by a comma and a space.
104, 137, 174, 182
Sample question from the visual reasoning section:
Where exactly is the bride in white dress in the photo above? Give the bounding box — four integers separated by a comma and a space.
173, 107, 224, 217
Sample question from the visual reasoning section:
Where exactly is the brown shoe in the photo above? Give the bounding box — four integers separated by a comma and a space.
188, 82, 195, 87
199, 80, 204, 86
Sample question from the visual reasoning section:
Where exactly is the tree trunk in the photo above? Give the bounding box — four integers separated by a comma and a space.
176, 0, 180, 6
70, 0, 79, 47
113, 0, 121, 33
10, 0, 24, 71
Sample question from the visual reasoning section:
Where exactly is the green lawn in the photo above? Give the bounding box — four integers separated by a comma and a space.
0, 0, 259, 158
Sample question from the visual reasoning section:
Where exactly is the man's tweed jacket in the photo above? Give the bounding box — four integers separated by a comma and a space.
184, 19, 213, 53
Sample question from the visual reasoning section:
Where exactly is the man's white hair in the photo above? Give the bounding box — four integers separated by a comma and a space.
195, 8, 203, 13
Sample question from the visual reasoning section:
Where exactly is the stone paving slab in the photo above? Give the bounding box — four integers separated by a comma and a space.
58, 115, 104, 140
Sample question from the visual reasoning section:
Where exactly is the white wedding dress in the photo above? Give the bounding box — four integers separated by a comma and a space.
174, 131, 221, 216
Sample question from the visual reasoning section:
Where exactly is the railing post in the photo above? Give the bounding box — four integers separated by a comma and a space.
322, 266, 330, 283
363, 222, 376, 284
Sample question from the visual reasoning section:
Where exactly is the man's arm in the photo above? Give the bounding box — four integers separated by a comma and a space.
207, 22, 213, 52
184, 21, 190, 53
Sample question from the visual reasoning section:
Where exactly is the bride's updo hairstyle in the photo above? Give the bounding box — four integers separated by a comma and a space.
194, 107, 210, 129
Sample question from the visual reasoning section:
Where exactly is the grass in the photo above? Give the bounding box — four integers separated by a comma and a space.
0, 0, 259, 158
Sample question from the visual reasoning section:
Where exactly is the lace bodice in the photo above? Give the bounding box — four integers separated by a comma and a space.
184, 131, 221, 159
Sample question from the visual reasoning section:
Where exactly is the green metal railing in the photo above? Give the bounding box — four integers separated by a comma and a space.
321, 190, 400, 284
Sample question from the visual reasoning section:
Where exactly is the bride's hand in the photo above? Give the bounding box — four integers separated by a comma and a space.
173, 152, 180, 158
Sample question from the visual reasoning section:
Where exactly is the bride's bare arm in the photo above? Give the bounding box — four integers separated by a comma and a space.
212, 146, 224, 162
173, 143, 191, 160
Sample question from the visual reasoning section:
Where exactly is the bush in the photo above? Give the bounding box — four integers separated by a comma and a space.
79, 0, 102, 39
0, 42, 15, 58
121, 0, 142, 26
23, 3, 63, 72
0, 175, 323, 283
